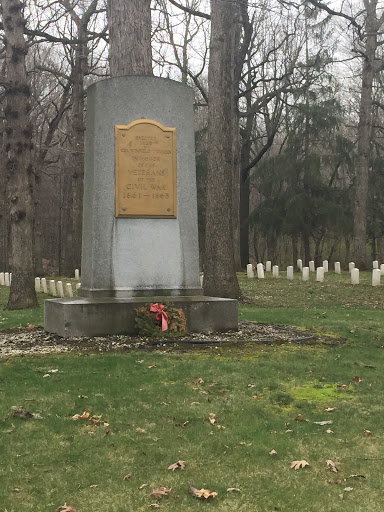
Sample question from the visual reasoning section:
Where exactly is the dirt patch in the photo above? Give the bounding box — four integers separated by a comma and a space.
0, 322, 346, 358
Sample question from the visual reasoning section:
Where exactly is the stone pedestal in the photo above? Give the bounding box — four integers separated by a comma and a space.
45, 76, 238, 337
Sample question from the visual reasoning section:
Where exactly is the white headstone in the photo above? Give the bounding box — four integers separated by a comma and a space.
272, 265, 279, 278
257, 263, 265, 279
75, 268, 80, 280
323, 260, 328, 272
57, 280, 65, 298
246, 264, 254, 278
0, 272, 4, 286
316, 267, 324, 282
297, 259, 303, 271
9, 273, 12, 284
349, 262, 355, 273
199, 273, 204, 286
41, 278, 48, 294
351, 268, 359, 285
35, 277, 41, 293
49, 280, 57, 297
76, 282, 81, 291
66, 283, 74, 297
309, 261, 315, 272
287, 266, 294, 280
373, 260, 379, 269
380, 263, 384, 275
266, 260, 272, 272
302, 267, 309, 281
4, 272, 10, 286
334, 262, 341, 274
372, 269, 381, 286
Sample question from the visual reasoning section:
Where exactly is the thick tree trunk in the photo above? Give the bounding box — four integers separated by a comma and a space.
203, 0, 241, 299
353, 7, 377, 269
2, 0, 38, 309
107, 0, 153, 76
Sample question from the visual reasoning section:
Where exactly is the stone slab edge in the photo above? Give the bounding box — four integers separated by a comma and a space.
44, 296, 238, 338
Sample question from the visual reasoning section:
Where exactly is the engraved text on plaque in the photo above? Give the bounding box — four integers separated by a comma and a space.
115, 119, 177, 218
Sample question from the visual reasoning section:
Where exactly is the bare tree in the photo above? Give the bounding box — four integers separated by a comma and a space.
1, 0, 38, 308
107, 0, 152, 76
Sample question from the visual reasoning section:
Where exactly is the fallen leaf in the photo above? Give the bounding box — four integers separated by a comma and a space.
239, 441, 252, 446
188, 482, 218, 499
70, 410, 90, 420
294, 414, 303, 421
148, 505, 160, 509
123, 474, 132, 480
78, 395, 88, 399
209, 413, 216, 425
324, 407, 335, 412
56, 505, 78, 512
136, 360, 144, 363
285, 429, 293, 433
89, 484, 98, 488
139, 484, 149, 490
355, 361, 375, 368
313, 420, 333, 426
191, 402, 200, 406
148, 365, 157, 369
168, 460, 186, 471
369, 382, 374, 386
216, 424, 226, 429
269, 449, 277, 456
337, 384, 349, 389
348, 474, 366, 479
150, 487, 172, 499
227, 487, 241, 492
12, 406, 33, 420
12, 488, 20, 493
339, 493, 344, 500
325, 429, 334, 434
326, 460, 339, 473
247, 384, 256, 388
290, 460, 310, 470
218, 389, 229, 394
252, 394, 263, 399
352, 376, 363, 383
328, 478, 343, 484
344, 487, 353, 492
43, 374, 50, 378
136, 428, 146, 434
28, 324, 35, 329
196, 378, 204, 384
363, 430, 372, 436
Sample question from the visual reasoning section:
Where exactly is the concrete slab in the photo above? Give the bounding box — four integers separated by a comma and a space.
45, 296, 238, 338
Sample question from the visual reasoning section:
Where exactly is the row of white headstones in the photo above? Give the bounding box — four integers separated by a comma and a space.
0, 269, 81, 298
247, 260, 384, 286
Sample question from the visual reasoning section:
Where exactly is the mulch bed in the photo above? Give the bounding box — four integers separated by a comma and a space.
0, 322, 346, 358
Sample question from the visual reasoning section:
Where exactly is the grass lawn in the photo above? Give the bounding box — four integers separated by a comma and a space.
0, 271, 384, 511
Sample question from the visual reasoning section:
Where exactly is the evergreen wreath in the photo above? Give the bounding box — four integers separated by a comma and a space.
135, 303, 187, 337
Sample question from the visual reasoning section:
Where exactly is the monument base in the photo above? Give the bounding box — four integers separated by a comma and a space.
44, 296, 238, 338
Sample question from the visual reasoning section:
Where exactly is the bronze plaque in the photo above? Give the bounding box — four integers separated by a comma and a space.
115, 119, 177, 218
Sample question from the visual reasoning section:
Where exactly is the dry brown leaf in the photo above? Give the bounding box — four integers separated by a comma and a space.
70, 410, 90, 420
168, 460, 186, 471
196, 378, 204, 384
239, 441, 252, 446
328, 478, 343, 484
139, 483, 149, 490
348, 474, 366, 479
218, 389, 229, 394
290, 460, 310, 470
123, 473, 132, 480
188, 482, 218, 499
352, 376, 363, 383
326, 460, 339, 473
325, 407, 335, 412
150, 487, 172, 499
269, 449, 277, 456
148, 505, 160, 509
294, 414, 303, 421
148, 365, 157, 369
325, 428, 334, 434
252, 394, 263, 399
363, 430, 372, 436
209, 413, 216, 425
89, 484, 98, 489
56, 504, 78, 512
227, 487, 241, 493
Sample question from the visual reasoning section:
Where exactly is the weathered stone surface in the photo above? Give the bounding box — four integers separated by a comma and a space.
45, 296, 238, 337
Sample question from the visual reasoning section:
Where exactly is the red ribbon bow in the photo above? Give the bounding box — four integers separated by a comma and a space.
149, 303, 169, 332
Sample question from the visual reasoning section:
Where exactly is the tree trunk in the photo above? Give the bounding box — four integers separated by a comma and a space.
107, 0, 153, 76
2, 0, 38, 309
203, 0, 241, 299
353, 4, 377, 270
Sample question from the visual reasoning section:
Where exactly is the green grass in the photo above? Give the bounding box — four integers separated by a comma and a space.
1, 272, 384, 511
